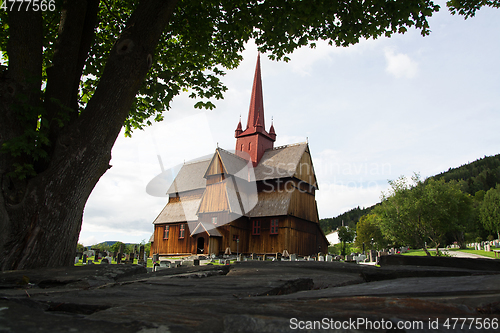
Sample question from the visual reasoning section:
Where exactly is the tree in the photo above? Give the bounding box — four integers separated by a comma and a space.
447, 0, 500, 18
110, 241, 124, 254
377, 175, 473, 255
480, 185, 500, 239
354, 214, 388, 251
3, 0, 492, 271
337, 226, 355, 256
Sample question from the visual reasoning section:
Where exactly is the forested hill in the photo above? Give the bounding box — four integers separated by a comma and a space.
319, 206, 373, 234
320, 153, 500, 234
430, 154, 500, 195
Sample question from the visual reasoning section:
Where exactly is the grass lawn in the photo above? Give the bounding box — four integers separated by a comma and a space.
400, 249, 432, 256
401, 248, 499, 259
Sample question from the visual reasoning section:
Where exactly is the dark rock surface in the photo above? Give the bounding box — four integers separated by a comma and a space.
1, 260, 499, 332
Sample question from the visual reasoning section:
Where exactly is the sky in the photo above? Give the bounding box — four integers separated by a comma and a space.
78, 2, 500, 246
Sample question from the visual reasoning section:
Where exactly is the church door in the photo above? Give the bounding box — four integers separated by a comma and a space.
197, 236, 205, 254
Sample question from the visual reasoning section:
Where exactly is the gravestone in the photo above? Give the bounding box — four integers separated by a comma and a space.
219, 259, 225, 265
276, 252, 282, 261
82, 254, 87, 264
74, 257, 79, 264
94, 251, 99, 262
193, 259, 200, 266
262, 254, 267, 261
318, 256, 325, 261
355, 254, 366, 264
326, 255, 333, 262
138, 246, 145, 266
159, 260, 171, 268
290, 254, 297, 261
117, 253, 122, 264
251, 253, 256, 260
369, 250, 377, 262
224, 259, 231, 265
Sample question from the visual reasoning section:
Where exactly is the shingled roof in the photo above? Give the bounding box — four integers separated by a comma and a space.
246, 190, 293, 217
253, 142, 308, 180
166, 158, 211, 195
153, 198, 202, 224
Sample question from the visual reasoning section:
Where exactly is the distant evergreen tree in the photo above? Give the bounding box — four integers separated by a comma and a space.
432, 154, 500, 194
321, 154, 500, 235
320, 206, 374, 233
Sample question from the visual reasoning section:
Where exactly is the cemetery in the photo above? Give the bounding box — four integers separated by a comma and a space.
1, 251, 499, 332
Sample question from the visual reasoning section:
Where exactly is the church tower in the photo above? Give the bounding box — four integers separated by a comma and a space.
235, 54, 276, 166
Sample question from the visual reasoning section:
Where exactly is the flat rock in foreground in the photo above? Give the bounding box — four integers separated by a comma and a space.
1, 261, 499, 332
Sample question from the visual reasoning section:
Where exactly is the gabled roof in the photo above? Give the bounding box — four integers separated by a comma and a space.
204, 148, 250, 179
254, 142, 307, 180
166, 158, 211, 195
190, 221, 222, 237
153, 198, 202, 224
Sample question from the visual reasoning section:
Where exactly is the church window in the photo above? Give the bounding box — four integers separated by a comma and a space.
270, 219, 279, 235
248, 142, 252, 151
179, 224, 185, 239
163, 225, 170, 239
212, 216, 218, 225
252, 220, 261, 235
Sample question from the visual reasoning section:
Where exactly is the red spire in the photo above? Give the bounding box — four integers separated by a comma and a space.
235, 54, 276, 166
235, 117, 243, 137
269, 118, 276, 140
247, 53, 265, 132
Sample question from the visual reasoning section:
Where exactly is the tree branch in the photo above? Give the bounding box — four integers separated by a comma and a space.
0, 8, 42, 174
43, 0, 95, 145
73, 0, 179, 154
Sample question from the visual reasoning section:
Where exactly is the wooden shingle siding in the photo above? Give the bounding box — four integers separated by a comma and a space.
288, 183, 319, 223
198, 182, 229, 213
205, 153, 225, 177
294, 148, 318, 189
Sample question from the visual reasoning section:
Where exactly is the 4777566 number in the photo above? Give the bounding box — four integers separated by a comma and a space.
443, 318, 498, 330
1, 0, 55, 12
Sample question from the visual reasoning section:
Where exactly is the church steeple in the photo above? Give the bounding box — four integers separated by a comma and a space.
247, 53, 265, 132
235, 54, 276, 166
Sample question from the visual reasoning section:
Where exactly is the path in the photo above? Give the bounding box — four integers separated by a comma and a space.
441, 249, 496, 259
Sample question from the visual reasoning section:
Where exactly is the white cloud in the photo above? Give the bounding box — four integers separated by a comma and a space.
384, 48, 418, 78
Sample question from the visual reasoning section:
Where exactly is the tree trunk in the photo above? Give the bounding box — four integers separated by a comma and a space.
423, 246, 431, 256
0, 0, 179, 271
0, 142, 111, 270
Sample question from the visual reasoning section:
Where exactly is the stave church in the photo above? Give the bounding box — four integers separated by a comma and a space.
150, 55, 328, 257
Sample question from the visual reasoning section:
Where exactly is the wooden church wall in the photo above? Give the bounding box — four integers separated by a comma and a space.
198, 182, 230, 213
294, 149, 317, 188
288, 181, 319, 223
153, 223, 195, 255
285, 216, 328, 255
